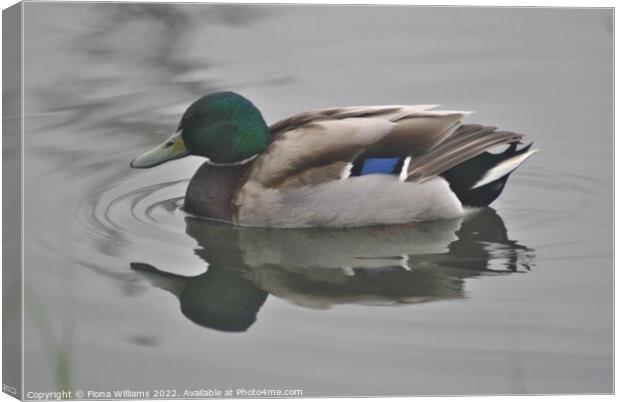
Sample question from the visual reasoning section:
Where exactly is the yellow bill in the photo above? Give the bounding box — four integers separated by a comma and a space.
130, 130, 189, 168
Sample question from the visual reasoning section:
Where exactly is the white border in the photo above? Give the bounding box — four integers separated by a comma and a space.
0, 2, 615, 402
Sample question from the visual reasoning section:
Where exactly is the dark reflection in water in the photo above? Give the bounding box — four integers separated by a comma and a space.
131, 208, 533, 332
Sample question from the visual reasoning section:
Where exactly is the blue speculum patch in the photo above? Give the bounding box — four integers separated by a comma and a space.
356, 157, 403, 176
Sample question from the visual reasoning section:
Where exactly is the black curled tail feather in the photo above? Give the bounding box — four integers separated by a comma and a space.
440, 142, 535, 207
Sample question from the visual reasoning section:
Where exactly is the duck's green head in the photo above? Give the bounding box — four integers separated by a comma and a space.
131, 91, 270, 168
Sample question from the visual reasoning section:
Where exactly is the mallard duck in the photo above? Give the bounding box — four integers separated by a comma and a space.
131, 91, 536, 227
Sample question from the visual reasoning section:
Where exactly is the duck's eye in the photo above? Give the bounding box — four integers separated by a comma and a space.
165, 141, 174, 148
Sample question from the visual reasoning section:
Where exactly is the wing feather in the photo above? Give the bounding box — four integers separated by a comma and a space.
407, 125, 523, 182
268, 104, 441, 139
250, 105, 523, 191
364, 113, 466, 157
250, 117, 395, 188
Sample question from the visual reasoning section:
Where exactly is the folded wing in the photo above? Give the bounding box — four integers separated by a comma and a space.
245, 105, 521, 190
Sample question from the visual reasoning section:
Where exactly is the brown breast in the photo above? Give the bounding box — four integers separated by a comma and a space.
183, 162, 251, 222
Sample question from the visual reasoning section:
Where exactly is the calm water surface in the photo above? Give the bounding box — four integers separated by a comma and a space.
20, 3, 612, 396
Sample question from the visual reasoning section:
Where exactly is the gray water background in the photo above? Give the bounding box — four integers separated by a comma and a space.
19, 3, 612, 396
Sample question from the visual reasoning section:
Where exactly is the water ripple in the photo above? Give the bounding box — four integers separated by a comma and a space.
74, 176, 194, 258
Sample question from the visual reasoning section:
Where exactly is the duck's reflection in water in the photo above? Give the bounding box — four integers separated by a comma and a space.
131, 208, 534, 332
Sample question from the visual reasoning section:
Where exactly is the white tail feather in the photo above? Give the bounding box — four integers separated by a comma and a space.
472, 149, 538, 189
